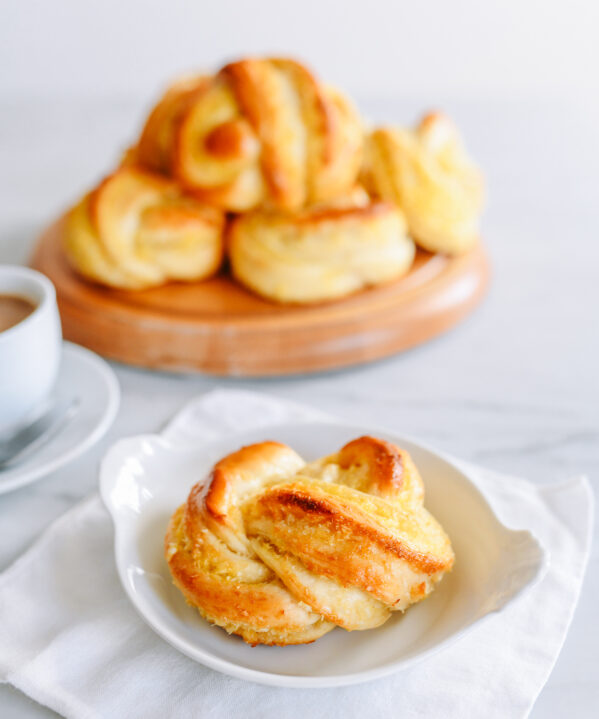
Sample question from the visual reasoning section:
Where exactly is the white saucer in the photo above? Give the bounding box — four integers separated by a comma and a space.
100, 421, 546, 688
0, 342, 120, 494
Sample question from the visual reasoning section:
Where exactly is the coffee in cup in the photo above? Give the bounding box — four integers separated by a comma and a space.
0, 266, 62, 432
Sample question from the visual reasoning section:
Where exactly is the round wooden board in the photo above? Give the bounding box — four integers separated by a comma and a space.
30, 216, 490, 376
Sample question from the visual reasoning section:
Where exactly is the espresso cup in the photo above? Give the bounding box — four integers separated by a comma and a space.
0, 266, 62, 433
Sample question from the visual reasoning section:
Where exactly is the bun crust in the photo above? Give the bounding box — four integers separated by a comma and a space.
165, 441, 334, 645
63, 167, 224, 289
364, 112, 484, 255
165, 436, 454, 645
61, 61, 485, 298
137, 75, 211, 174
137, 58, 363, 212
229, 197, 415, 304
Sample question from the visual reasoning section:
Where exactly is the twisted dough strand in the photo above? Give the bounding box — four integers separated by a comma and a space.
63, 167, 224, 289
165, 436, 454, 645
364, 112, 484, 255
165, 442, 335, 645
138, 57, 363, 211
228, 190, 415, 304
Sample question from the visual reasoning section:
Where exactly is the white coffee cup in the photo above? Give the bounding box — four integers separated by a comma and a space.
0, 266, 62, 433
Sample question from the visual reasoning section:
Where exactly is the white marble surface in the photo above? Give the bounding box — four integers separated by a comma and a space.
0, 95, 597, 718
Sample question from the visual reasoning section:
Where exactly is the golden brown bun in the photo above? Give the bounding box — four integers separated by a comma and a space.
137, 75, 210, 174
363, 112, 484, 255
228, 191, 415, 304
165, 436, 454, 646
165, 442, 335, 646
136, 58, 363, 212
63, 167, 225, 289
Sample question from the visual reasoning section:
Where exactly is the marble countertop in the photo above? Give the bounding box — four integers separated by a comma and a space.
0, 95, 597, 717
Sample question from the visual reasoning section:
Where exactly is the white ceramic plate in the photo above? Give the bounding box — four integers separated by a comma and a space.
0, 342, 120, 494
100, 422, 546, 688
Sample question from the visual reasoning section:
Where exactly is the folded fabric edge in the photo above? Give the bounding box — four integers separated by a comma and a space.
0, 389, 594, 718
6, 665, 92, 719
160, 388, 331, 442
522, 475, 595, 718
0, 494, 102, 592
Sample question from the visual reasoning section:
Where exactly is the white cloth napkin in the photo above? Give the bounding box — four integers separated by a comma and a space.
0, 389, 593, 719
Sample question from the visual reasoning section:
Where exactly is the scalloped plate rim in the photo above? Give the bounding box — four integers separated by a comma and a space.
99, 420, 547, 688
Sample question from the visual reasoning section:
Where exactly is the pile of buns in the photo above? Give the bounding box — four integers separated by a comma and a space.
64, 57, 484, 304
165, 436, 454, 645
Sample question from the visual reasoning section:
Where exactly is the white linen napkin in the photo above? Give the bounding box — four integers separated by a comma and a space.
0, 389, 593, 719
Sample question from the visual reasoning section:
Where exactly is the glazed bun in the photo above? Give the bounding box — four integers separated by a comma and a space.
229, 190, 415, 304
165, 436, 454, 645
136, 58, 363, 212
364, 112, 484, 255
63, 167, 224, 289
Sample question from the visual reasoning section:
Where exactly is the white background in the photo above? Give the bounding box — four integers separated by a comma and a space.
1, 2, 598, 718
2, 0, 599, 102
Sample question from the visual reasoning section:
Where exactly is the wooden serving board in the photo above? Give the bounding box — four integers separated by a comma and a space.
30, 215, 490, 376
